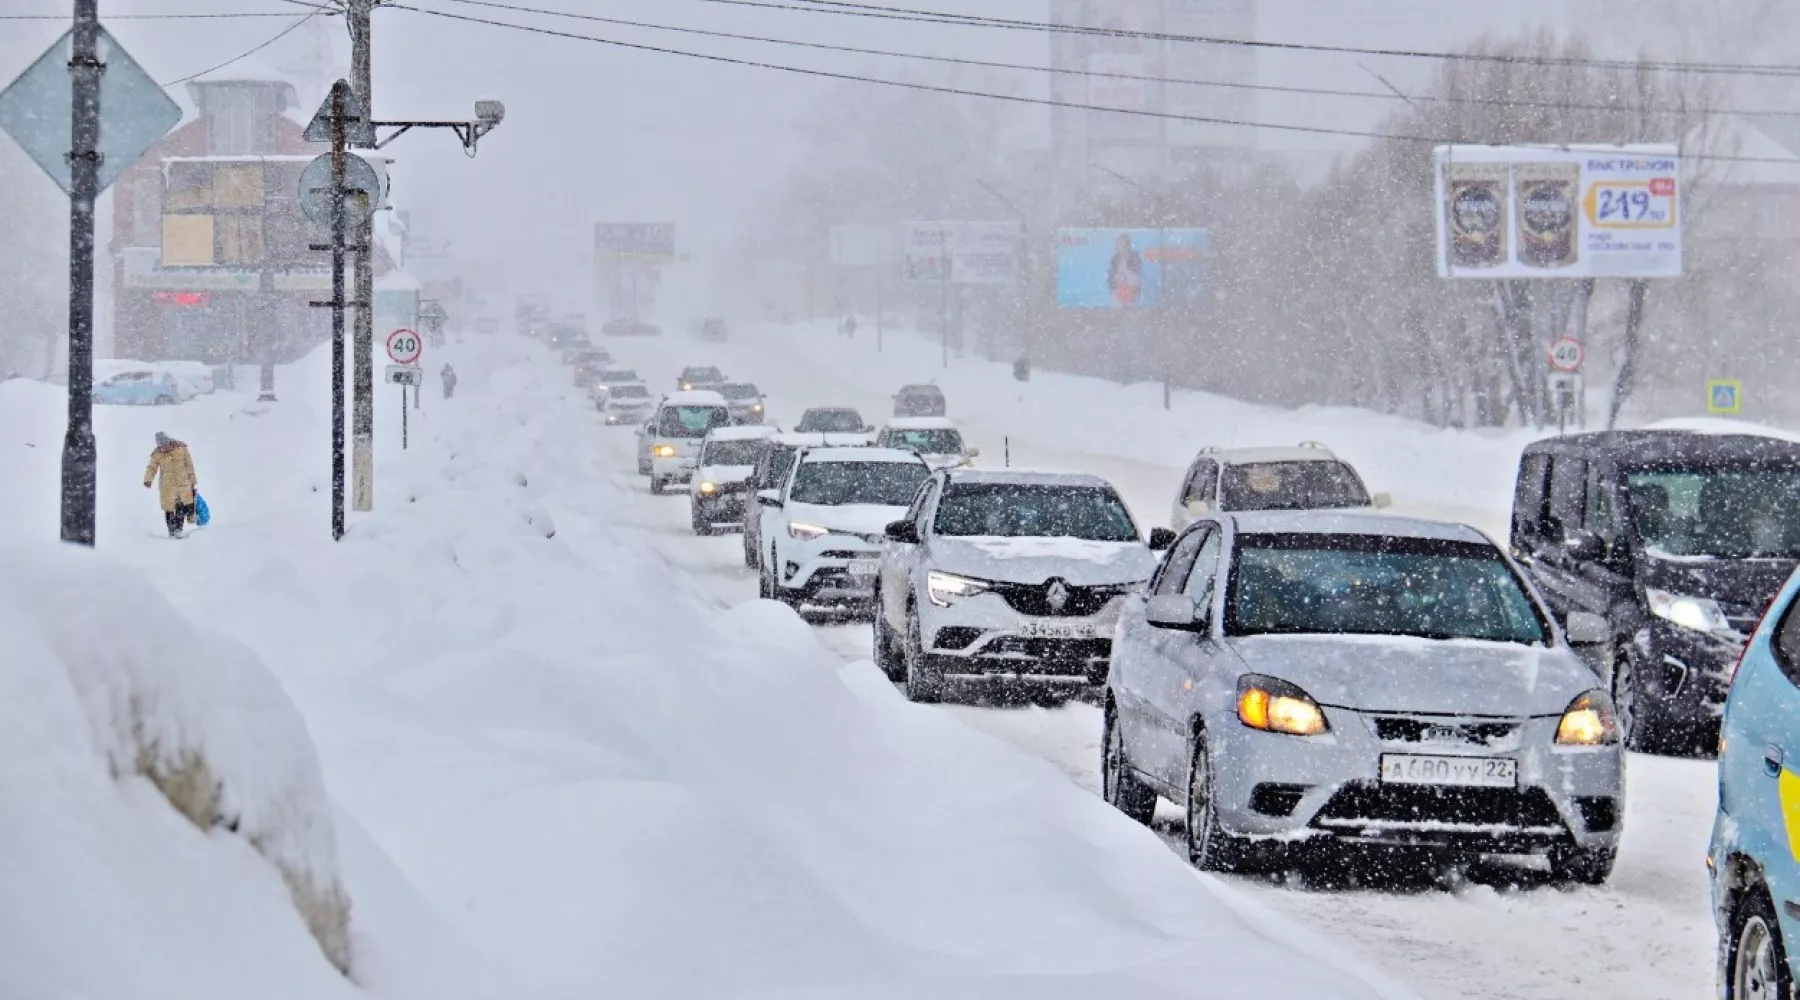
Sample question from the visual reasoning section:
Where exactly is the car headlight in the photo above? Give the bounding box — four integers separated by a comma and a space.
698, 481, 718, 495
1555, 690, 1620, 746
681, 382, 693, 390
927, 570, 991, 607
788, 522, 829, 541
1236, 674, 1329, 736
653, 445, 676, 458
1646, 587, 1732, 633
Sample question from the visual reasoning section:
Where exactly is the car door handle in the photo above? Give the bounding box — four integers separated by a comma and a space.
1766, 745, 1785, 777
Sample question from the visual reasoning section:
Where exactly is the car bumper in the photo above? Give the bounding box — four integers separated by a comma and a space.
918, 592, 1122, 685
652, 456, 699, 480
692, 490, 749, 522
728, 407, 766, 424
1208, 709, 1624, 853
778, 538, 882, 605
1631, 621, 1743, 722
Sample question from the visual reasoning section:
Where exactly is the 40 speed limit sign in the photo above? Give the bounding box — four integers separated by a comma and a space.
386, 328, 423, 365
1549, 337, 1585, 372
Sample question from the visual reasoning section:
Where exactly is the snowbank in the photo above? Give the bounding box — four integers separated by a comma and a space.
0, 543, 352, 997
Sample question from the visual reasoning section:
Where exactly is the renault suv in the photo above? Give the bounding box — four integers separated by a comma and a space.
755, 447, 931, 612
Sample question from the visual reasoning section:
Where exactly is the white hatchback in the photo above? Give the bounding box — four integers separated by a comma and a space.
636, 390, 731, 494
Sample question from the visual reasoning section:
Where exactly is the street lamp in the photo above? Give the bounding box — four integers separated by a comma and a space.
1095, 164, 1172, 410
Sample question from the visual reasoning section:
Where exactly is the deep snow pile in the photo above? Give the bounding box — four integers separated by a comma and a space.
0, 337, 1414, 998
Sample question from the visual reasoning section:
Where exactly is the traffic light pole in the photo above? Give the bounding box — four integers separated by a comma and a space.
61, 0, 102, 547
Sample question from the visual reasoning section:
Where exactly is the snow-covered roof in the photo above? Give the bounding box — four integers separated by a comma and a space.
705, 425, 780, 442
662, 390, 728, 406
946, 469, 1112, 489
886, 417, 958, 430
799, 447, 928, 465
1194, 445, 1342, 466
1230, 510, 1486, 544
773, 432, 873, 447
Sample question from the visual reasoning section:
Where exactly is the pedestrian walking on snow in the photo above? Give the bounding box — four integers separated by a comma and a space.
441, 363, 458, 400
144, 432, 198, 538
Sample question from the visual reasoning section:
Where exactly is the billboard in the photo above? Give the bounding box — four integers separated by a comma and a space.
1433, 144, 1682, 279
902, 221, 1020, 284
1055, 227, 1209, 308
595, 222, 676, 260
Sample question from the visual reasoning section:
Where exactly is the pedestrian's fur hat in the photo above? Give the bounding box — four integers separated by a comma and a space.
155, 432, 170, 447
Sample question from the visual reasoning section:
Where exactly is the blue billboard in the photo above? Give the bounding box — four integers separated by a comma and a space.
1055, 228, 1209, 309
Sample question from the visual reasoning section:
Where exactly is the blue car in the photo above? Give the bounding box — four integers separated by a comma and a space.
93, 370, 181, 405
1710, 565, 1800, 999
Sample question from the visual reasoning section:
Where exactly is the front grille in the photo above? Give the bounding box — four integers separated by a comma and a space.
1313, 783, 1565, 835
990, 580, 1129, 618
1371, 717, 1520, 747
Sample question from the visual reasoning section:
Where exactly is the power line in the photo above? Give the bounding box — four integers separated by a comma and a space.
0, 10, 330, 19
393, 2, 1800, 167
677, 0, 1800, 79
160, 10, 331, 87
431, 0, 1800, 120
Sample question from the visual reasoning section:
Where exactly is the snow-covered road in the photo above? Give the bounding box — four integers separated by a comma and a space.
589, 320, 1722, 1000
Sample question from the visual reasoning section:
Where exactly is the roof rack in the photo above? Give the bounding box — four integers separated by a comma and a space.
1298, 441, 1331, 451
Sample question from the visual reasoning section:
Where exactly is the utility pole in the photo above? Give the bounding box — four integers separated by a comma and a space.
348, 0, 376, 512
329, 89, 349, 540
61, 0, 102, 547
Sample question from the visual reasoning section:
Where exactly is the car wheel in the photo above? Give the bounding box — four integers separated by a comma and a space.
902, 605, 943, 703
1729, 886, 1792, 1000
1103, 702, 1156, 825
1548, 843, 1618, 885
874, 601, 905, 682
1612, 650, 1662, 755
638, 459, 651, 476
1185, 733, 1245, 872
691, 509, 711, 535
743, 528, 757, 568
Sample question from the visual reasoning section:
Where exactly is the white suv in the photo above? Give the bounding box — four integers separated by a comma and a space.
1171, 442, 1390, 530
875, 469, 1170, 703
754, 446, 932, 611
636, 390, 731, 494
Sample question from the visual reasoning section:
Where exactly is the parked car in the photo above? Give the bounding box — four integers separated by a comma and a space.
1511, 430, 1800, 754
1709, 566, 1800, 1000
875, 418, 977, 470
678, 366, 726, 392
1171, 443, 1389, 530
795, 407, 873, 437
754, 446, 932, 611
690, 425, 781, 535
875, 469, 1166, 703
93, 369, 182, 406
716, 382, 767, 424
599, 381, 654, 426
635, 390, 732, 494
1104, 511, 1622, 882
893, 383, 947, 418
742, 432, 871, 570
603, 317, 661, 337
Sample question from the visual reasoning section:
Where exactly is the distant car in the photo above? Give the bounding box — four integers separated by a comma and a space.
875, 469, 1164, 703
587, 368, 642, 401
795, 407, 872, 437
570, 349, 615, 384
636, 390, 732, 494
549, 324, 589, 350
715, 382, 767, 424
893, 383, 947, 418
1171, 443, 1389, 530
754, 446, 932, 611
875, 418, 977, 470
598, 381, 654, 426
603, 317, 661, 337
93, 370, 181, 406
690, 425, 781, 535
688, 318, 728, 342
1104, 511, 1622, 882
741, 432, 872, 570
677, 366, 726, 391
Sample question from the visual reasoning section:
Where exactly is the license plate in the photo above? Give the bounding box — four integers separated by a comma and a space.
1379, 754, 1517, 788
847, 559, 880, 577
1018, 621, 1097, 640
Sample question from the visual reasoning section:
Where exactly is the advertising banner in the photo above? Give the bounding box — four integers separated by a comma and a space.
595, 222, 676, 260
1433, 144, 1681, 279
1055, 227, 1209, 308
902, 221, 1019, 284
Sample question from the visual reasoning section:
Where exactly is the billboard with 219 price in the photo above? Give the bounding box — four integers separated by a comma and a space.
1055, 228, 1209, 308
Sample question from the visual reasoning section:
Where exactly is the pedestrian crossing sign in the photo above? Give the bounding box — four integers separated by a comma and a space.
1707, 379, 1742, 415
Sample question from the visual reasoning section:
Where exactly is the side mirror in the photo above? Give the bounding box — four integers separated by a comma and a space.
1148, 527, 1178, 551
966, 446, 981, 458
1371, 492, 1393, 509
757, 489, 783, 508
1562, 526, 1604, 561
1565, 611, 1610, 646
1146, 594, 1203, 631
885, 519, 920, 544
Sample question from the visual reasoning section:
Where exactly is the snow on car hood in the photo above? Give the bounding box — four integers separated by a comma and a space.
929, 536, 1157, 587
1229, 633, 1595, 717
786, 502, 910, 537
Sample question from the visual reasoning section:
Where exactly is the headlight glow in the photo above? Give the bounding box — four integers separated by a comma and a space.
1646, 588, 1732, 633
927, 571, 991, 607
653, 445, 676, 458
1555, 690, 1620, 746
698, 481, 718, 495
1235, 675, 1329, 736
788, 522, 829, 541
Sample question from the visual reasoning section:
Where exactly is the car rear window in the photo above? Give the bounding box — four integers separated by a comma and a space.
1221, 461, 1371, 511
797, 409, 866, 433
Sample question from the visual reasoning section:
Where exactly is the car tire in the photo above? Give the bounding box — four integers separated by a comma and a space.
1727, 885, 1792, 1000
1102, 702, 1157, 825
743, 528, 757, 568
1548, 843, 1618, 886
638, 458, 652, 476
1185, 733, 1246, 873
902, 606, 944, 703
1612, 649, 1666, 755
874, 603, 904, 682
691, 510, 712, 536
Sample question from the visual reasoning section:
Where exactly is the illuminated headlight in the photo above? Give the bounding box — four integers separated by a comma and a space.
1555, 690, 1620, 746
788, 522, 829, 541
681, 382, 693, 390
698, 481, 719, 495
1646, 587, 1732, 633
1235, 674, 1329, 736
927, 570, 991, 607
653, 445, 676, 458
752, 403, 763, 411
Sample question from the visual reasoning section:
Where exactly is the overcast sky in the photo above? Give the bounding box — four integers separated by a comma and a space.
0, 0, 1730, 296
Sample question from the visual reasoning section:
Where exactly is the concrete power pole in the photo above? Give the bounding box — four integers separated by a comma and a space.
348, 0, 376, 512
61, 0, 102, 547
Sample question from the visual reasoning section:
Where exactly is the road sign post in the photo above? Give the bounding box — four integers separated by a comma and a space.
385, 365, 422, 449
1707, 379, 1743, 416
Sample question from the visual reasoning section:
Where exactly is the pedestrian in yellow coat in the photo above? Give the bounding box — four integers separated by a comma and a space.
144, 432, 198, 538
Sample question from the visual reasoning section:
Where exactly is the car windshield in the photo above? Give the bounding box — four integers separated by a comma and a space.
797, 409, 865, 433
788, 460, 929, 506
719, 384, 761, 401
609, 385, 648, 400
703, 440, 765, 466
1226, 533, 1548, 645
682, 368, 723, 382
657, 405, 730, 438
889, 428, 963, 454
934, 483, 1139, 542
1221, 461, 1371, 511
1628, 467, 1800, 559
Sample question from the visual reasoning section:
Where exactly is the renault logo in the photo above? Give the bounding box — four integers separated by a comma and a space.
1045, 579, 1070, 613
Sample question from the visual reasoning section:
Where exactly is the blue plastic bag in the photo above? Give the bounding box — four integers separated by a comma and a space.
193, 493, 210, 527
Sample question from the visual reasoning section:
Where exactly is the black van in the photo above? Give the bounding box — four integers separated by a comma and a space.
1511, 431, 1800, 753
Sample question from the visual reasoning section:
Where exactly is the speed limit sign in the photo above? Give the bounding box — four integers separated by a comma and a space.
386, 328, 423, 365
1548, 337, 1585, 372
